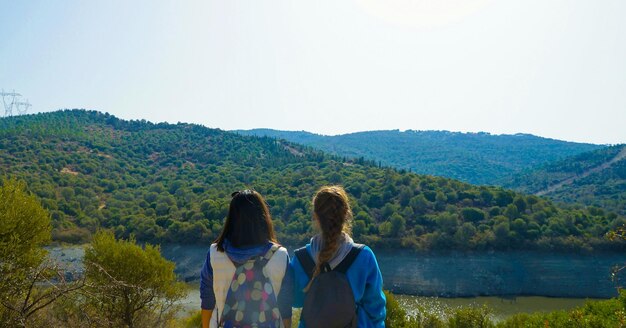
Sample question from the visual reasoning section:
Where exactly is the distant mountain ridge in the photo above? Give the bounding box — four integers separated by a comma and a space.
235, 129, 602, 185
504, 145, 626, 215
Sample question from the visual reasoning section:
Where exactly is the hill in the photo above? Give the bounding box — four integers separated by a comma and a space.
235, 129, 601, 185
0, 110, 623, 251
504, 145, 626, 215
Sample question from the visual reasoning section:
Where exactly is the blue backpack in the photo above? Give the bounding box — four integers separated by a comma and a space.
220, 244, 282, 328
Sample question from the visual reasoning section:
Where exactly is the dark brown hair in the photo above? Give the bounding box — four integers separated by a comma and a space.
214, 189, 277, 252
305, 185, 353, 290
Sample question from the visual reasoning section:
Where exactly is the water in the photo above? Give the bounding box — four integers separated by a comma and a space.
157, 246, 626, 298
49, 245, 626, 319
373, 249, 625, 298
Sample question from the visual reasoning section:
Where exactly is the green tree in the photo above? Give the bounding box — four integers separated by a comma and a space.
0, 179, 51, 288
0, 179, 83, 327
435, 212, 458, 235
390, 213, 406, 237
83, 231, 185, 328
503, 204, 519, 220
455, 223, 477, 246
353, 220, 367, 238
379, 221, 393, 237
493, 219, 511, 247
461, 208, 485, 223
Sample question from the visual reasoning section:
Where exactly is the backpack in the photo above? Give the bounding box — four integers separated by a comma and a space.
219, 244, 283, 328
295, 244, 364, 328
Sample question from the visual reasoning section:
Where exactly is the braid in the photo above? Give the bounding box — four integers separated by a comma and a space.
304, 186, 353, 292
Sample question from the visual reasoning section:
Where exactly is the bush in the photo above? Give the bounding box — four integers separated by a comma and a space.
83, 231, 185, 328
384, 290, 440, 328
497, 291, 626, 327
0, 179, 52, 326
448, 306, 493, 328
178, 310, 202, 328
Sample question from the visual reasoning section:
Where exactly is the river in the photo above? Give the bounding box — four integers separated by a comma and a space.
50, 245, 626, 319
156, 245, 624, 298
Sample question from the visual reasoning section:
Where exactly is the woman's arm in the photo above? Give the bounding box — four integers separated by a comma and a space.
277, 257, 294, 320
289, 254, 306, 308
200, 249, 216, 327
360, 247, 387, 326
201, 309, 213, 328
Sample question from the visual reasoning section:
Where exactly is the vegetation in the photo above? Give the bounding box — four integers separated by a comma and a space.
236, 129, 601, 185
176, 310, 202, 328
81, 231, 185, 327
383, 290, 626, 328
1, 110, 624, 252
504, 145, 626, 216
2, 140, 625, 326
0, 178, 185, 327
0, 179, 51, 292
0, 178, 63, 327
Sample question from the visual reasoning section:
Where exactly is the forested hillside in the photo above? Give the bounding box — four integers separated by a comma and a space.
505, 145, 626, 215
0, 110, 623, 251
235, 129, 601, 185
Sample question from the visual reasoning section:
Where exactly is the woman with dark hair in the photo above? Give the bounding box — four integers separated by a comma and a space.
291, 186, 386, 328
200, 190, 293, 328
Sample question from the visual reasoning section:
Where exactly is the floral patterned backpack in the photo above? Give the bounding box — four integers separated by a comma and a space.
219, 244, 282, 328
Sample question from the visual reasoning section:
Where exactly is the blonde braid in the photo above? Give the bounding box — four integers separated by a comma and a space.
304, 186, 353, 292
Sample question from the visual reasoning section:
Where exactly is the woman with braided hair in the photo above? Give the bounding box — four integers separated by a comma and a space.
291, 186, 386, 328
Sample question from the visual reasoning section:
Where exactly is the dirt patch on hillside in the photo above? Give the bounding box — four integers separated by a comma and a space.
60, 167, 79, 175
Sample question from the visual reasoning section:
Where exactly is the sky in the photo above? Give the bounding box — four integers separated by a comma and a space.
1, 0, 625, 144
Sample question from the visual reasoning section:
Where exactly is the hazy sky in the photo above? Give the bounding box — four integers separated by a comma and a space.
1, 0, 625, 144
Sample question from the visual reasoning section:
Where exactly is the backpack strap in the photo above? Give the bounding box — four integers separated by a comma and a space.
296, 244, 365, 277
256, 243, 280, 267
333, 244, 365, 274
295, 246, 315, 279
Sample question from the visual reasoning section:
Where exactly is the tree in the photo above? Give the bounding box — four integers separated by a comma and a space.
435, 212, 458, 235
353, 220, 367, 238
503, 204, 520, 220
455, 223, 477, 247
0, 179, 51, 286
1, 259, 85, 327
493, 219, 511, 247
83, 231, 185, 328
461, 208, 485, 223
607, 225, 626, 289
390, 213, 406, 237
379, 222, 393, 237
1, 179, 52, 319
0, 179, 82, 327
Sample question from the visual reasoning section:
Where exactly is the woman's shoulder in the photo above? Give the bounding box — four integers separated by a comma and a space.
273, 244, 288, 254
270, 243, 289, 258
354, 244, 377, 262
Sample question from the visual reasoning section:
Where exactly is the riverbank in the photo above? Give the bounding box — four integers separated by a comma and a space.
177, 288, 597, 323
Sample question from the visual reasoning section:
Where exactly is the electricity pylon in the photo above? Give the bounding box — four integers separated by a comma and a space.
14, 100, 32, 115
1, 89, 21, 117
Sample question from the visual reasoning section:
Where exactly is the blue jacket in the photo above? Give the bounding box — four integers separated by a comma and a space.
290, 244, 386, 328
